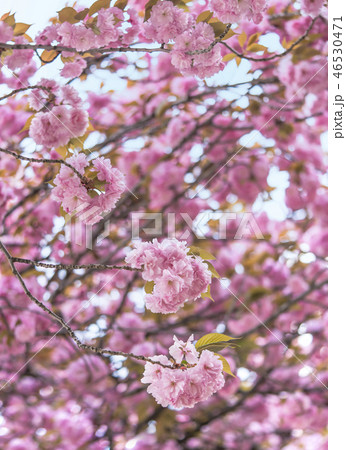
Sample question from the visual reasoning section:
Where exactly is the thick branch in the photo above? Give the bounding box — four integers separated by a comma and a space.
0, 42, 169, 54
11, 256, 138, 272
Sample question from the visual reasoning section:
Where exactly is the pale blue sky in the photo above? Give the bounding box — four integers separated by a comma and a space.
1, 0, 71, 34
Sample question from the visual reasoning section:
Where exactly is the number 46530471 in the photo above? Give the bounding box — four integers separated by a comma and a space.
333, 18, 343, 79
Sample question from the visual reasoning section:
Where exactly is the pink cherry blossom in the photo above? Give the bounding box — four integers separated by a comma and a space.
209, 0, 268, 24
171, 22, 224, 78
142, 338, 225, 408
0, 21, 14, 42
144, 1, 191, 43
96, 7, 124, 46
61, 58, 87, 78
300, 0, 324, 17
29, 106, 71, 148
35, 24, 59, 44
125, 239, 212, 314
28, 82, 88, 148
57, 22, 96, 52
169, 335, 199, 364
51, 154, 125, 222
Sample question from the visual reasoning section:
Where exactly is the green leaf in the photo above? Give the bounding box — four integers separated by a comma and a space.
55, 146, 68, 158
196, 10, 213, 23
89, 0, 111, 16
188, 246, 215, 260
40, 49, 59, 64
172, 0, 189, 9
93, 179, 107, 190
4, 13, 15, 27
247, 286, 270, 301
222, 28, 236, 40
114, 0, 128, 9
19, 115, 34, 133
144, 0, 160, 21
61, 55, 74, 63
69, 136, 85, 148
201, 284, 214, 302
292, 46, 321, 64
13, 23, 31, 36
22, 268, 42, 278
155, 100, 173, 118
247, 43, 267, 53
144, 280, 155, 294
223, 53, 236, 62
59, 205, 68, 219
84, 167, 98, 180
88, 23, 101, 35
74, 8, 89, 20
238, 31, 247, 48
247, 32, 260, 46
206, 261, 220, 278
208, 20, 227, 37
58, 7, 79, 24
88, 190, 99, 199
216, 353, 235, 376
195, 333, 236, 352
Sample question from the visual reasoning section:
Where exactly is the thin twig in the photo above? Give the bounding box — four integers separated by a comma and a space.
0, 84, 51, 102
187, 24, 232, 56
221, 16, 320, 62
0, 148, 86, 184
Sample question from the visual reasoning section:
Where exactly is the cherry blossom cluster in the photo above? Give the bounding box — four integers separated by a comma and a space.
0, 0, 326, 84
209, 0, 268, 24
0, 21, 14, 42
51, 154, 125, 223
125, 239, 212, 314
276, 54, 327, 100
301, 0, 325, 17
36, 7, 138, 51
145, 1, 225, 78
172, 21, 225, 79
141, 335, 225, 408
143, 0, 192, 43
34, 6, 139, 78
28, 79, 88, 148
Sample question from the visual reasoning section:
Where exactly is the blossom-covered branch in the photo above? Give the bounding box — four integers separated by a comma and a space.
0, 0, 327, 446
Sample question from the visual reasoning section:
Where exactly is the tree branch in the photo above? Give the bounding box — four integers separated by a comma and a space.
11, 256, 139, 272
0, 148, 86, 184
0, 239, 170, 369
0, 84, 51, 102
221, 16, 320, 62
0, 42, 170, 55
